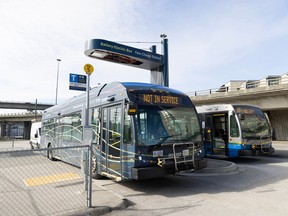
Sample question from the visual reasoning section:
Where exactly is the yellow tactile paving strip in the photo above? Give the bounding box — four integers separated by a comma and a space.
24, 172, 81, 187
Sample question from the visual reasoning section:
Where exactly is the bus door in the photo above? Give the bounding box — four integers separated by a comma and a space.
100, 105, 122, 180
206, 113, 228, 157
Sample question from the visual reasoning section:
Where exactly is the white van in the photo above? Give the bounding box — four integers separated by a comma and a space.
29, 121, 41, 149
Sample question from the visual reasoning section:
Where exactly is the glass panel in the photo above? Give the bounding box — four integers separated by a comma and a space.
123, 109, 133, 144
239, 112, 270, 138
135, 106, 201, 146
108, 106, 122, 176
230, 115, 240, 137
234, 106, 270, 138
91, 109, 100, 144
61, 113, 82, 142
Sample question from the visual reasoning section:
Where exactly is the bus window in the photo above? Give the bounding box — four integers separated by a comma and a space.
91, 108, 100, 144
230, 114, 240, 137
71, 113, 82, 142
62, 113, 82, 142
109, 107, 121, 145
123, 110, 133, 144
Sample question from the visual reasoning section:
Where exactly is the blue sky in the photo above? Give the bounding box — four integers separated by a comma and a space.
1, 0, 288, 107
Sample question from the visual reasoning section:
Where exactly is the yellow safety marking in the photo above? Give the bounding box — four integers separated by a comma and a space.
24, 172, 81, 187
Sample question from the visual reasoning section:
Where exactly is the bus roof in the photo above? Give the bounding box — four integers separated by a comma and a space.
42, 82, 187, 119
196, 104, 262, 114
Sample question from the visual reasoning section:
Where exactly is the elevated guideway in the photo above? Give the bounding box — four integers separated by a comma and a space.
0, 101, 52, 140
189, 75, 288, 141
189, 83, 288, 110
0, 101, 53, 111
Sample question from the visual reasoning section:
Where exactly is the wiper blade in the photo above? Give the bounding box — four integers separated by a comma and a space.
151, 134, 179, 148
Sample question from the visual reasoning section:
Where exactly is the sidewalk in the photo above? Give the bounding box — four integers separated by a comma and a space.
67, 180, 128, 216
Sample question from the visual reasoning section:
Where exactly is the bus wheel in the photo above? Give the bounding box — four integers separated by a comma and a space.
47, 144, 55, 161
92, 155, 103, 179
29, 141, 34, 150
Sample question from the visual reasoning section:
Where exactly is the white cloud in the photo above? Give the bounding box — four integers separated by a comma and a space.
1, 0, 288, 106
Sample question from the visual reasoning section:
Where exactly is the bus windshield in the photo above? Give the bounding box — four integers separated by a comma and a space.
235, 106, 271, 139
135, 105, 201, 146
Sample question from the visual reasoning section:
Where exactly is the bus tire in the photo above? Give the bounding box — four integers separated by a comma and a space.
29, 141, 34, 150
47, 144, 55, 161
92, 155, 103, 179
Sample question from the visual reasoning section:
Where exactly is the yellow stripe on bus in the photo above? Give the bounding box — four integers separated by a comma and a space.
24, 172, 81, 187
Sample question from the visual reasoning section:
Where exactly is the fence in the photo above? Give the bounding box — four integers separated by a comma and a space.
0, 141, 89, 216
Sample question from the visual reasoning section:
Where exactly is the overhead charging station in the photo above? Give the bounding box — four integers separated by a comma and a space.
84, 35, 169, 86
82, 36, 168, 207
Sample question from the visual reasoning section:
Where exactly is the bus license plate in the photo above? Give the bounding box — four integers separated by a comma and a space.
183, 149, 189, 156
153, 150, 163, 157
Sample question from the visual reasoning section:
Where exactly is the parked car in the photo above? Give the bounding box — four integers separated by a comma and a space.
29, 121, 41, 149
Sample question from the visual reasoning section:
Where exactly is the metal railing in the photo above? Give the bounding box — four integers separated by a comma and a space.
187, 75, 288, 97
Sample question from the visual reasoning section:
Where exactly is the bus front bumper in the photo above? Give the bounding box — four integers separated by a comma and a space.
239, 147, 275, 156
131, 159, 207, 180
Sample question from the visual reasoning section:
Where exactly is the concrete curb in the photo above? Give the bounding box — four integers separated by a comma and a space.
177, 158, 240, 177
66, 180, 130, 216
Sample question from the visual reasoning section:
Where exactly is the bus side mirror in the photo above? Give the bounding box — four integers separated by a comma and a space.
238, 113, 245, 120
127, 102, 138, 115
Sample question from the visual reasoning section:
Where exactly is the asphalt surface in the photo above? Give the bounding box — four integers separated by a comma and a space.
0, 140, 237, 216
72, 158, 237, 216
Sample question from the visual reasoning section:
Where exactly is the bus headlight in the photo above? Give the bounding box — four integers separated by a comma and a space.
138, 155, 142, 161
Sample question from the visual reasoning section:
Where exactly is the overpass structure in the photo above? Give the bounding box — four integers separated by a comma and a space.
189, 74, 288, 141
0, 101, 53, 110
1, 75, 288, 141
0, 101, 52, 140
0, 112, 42, 139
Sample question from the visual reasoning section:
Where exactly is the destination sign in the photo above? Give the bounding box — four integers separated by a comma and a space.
236, 107, 255, 114
136, 93, 187, 106
142, 94, 179, 105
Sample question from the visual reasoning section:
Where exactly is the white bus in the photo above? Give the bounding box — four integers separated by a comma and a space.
41, 82, 207, 181
196, 104, 274, 158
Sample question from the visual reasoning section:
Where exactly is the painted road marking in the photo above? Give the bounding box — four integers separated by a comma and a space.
24, 172, 81, 187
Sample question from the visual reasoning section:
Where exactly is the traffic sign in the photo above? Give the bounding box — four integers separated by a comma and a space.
69, 73, 87, 91
84, 64, 94, 75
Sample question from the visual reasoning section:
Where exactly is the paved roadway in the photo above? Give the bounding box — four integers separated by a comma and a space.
0, 140, 126, 216
100, 142, 288, 216
1, 140, 287, 216
0, 139, 32, 150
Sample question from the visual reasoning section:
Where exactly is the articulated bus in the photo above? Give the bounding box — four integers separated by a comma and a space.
41, 82, 207, 181
196, 104, 274, 158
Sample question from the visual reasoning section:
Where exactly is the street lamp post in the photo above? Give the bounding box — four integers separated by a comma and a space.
55, 59, 61, 105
